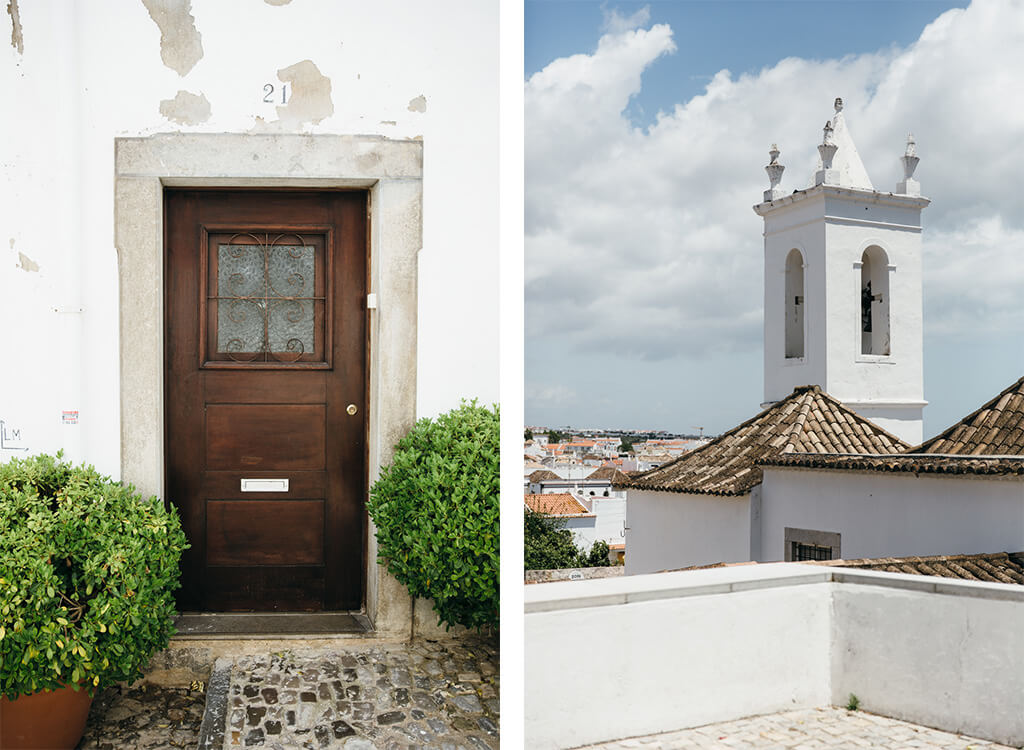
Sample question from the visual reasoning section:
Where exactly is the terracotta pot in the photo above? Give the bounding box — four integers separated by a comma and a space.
0, 684, 93, 750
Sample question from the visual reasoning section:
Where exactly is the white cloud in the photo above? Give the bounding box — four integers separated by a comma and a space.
526, 0, 1024, 368
526, 383, 578, 407
601, 5, 651, 34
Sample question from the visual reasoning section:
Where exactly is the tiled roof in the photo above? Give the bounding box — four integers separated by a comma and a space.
911, 376, 1024, 455
524, 493, 593, 517
816, 552, 1024, 585
759, 375, 1024, 477
760, 453, 1024, 476
620, 386, 907, 495
528, 469, 561, 482
674, 553, 1024, 585
587, 466, 630, 483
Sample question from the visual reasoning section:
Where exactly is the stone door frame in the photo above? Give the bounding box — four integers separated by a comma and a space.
114, 133, 421, 634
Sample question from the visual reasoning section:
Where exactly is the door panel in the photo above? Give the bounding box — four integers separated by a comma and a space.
205, 404, 327, 469
164, 189, 367, 612
206, 500, 325, 566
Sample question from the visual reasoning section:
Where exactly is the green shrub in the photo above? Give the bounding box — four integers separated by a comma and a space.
367, 401, 499, 631
0, 453, 188, 699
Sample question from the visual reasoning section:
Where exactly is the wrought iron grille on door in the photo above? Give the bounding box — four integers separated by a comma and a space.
202, 231, 331, 366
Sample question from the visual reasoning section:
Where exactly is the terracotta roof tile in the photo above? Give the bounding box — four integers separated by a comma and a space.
587, 466, 631, 483
912, 376, 1024, 455
619, 386, 907, 495
760, 452, 1024, 476
528, 469, 561, 482
815, 551, 1024, 585
759, 376, 1024, 477
524, 493, 593, 517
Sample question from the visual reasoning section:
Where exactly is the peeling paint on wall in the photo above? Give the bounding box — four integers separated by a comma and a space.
141, 0, 203, 76
159, 90, 211, 125
7, 0, 23, 54
275, 60, 334, 126
407, 95, 427, 113
17, 251, 38, 273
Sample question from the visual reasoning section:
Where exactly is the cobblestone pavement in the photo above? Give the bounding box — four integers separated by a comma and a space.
76, 636, 498, 750
77, 683, 206, 749
576, 707, 1017, 749
224, 637, 499, 750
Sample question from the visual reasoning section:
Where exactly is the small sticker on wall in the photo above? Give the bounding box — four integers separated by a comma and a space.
62, 410, 79, 425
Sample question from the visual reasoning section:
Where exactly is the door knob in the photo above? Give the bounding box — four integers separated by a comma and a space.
346, 404, 358, 415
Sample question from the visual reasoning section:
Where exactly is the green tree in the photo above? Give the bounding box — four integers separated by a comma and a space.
547, 430, 566, 444
524, 427, 533, 441
524, 511, 612, 570
618, 437, 634, 452
524, 510, 581, 570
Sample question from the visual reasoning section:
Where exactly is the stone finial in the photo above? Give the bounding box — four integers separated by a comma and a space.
822, 120, 835, 147
816, 121, 839, 185
902, 133, 919, 177
834, 97, 844, 113
764, 144, 786, 201
897, 132, 921, 195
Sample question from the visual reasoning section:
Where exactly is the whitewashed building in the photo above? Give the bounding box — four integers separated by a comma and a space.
0, 1, 497, 636
623, 98, 1024, 576
760, 376, 1024, 563
622, 385, 906, 574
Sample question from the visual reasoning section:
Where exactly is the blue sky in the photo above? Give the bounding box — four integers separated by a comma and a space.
527, 1, 966, 122
525, 0, 1024, 438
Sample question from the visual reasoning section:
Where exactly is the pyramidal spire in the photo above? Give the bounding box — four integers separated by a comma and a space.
811, 97, 873, 190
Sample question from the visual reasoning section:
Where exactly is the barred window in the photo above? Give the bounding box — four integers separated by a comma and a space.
791, 542, 833, 561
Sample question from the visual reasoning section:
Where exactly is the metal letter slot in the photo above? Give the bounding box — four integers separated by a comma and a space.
240, 478, 289, 492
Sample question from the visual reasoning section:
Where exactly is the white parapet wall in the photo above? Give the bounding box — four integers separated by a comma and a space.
829, 569, 1024, 746
526, 564, 833, 749
525, 563, 1024, 749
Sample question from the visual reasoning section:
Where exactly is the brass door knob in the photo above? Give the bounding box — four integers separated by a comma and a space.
346, 404, 358, 415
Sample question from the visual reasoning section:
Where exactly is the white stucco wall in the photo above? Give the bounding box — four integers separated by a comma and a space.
831, 574, 1024, 746
625, 489, 752, 575
592, 495, 626, 547
760, 467, 1024, 562
563, 515, 598, 550
526, 566, 1024, 748
0, 0, 497, 476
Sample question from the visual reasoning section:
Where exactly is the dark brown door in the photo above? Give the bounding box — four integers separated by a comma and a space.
165, 190, 367, 611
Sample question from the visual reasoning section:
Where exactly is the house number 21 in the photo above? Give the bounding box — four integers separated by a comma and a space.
263, 83, 288, 104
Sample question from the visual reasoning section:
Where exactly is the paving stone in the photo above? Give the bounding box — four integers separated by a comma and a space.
576, 708, 1017, 749
218, 635, 498, 749
78, 686, 204, 750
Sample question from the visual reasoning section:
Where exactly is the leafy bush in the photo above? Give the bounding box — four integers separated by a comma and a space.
366, 402, 499, 631
0, 453, 188, 699
524, 511, 612, 570
583, 539, 612, 567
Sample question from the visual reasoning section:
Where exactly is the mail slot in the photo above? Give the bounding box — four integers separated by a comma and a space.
240, 478, 289, 492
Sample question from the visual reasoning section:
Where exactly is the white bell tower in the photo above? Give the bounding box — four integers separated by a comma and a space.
753, 98, 929, 445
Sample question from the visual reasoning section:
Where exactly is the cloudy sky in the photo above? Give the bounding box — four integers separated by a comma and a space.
525, 0, 1024, 438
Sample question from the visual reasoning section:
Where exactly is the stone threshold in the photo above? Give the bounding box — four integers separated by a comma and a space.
174, 611, 373, 638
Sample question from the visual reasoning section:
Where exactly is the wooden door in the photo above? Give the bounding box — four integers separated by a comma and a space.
164, 190, 367, 611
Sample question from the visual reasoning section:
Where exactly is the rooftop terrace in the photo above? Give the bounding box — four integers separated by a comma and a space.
525, 563, 1024, 749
